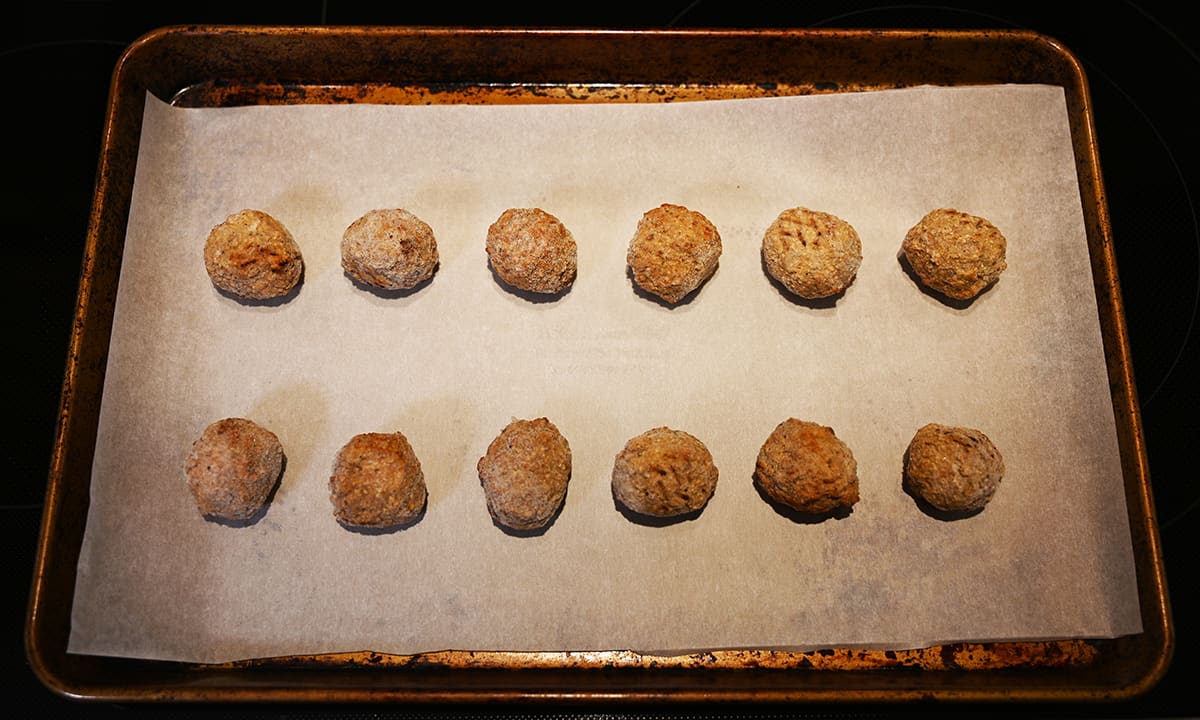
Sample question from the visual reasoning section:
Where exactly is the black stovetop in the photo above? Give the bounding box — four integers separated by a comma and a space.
5, 2, 1196, 718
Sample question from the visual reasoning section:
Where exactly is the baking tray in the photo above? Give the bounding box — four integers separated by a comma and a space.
25, 25, 1172, 704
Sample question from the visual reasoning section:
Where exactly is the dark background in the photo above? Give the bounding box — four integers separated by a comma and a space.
4, 2, 1196, 718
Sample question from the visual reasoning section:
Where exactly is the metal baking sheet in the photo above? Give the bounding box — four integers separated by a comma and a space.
26, 26, 1172, 703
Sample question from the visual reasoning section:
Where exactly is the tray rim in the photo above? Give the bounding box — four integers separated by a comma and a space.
24, 24, 1174, 705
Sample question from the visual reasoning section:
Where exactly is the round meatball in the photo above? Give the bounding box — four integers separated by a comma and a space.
485, 207, 577, 294
185, 417, 284, 521
762, 207, 862, 299
203, 209, 304, 300
341, 208, 438, 290
901, 208, 1007, 300
477, 417, 572, 531
611, 427, 719, 517
329, 432, 427, 529
904, 423, 1005, 513
626, 203, 722, 304
754, 418, 859, 514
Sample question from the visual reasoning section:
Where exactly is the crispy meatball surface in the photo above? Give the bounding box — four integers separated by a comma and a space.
185, 417, 284, 522
486, 207, 577, 294
611, 426, 719, 517
755, 418, 859, 514
901, 208, 1007, 300
762, 208, 862, 299
904, 423, 1005, 513
329, 432, 427, 529
626, 204, 722, 304
477, 417, 572, 531
203, 209, 304, 300
341, 208, 439, 290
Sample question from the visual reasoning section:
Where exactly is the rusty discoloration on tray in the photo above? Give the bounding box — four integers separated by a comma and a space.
230, 640, 1102, 672
25, 25, 1171, 704
175, 81, 884, 107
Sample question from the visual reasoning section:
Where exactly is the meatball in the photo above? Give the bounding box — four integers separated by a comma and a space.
626, 203, 722, 304
901, 208, 1007, 300
761, 207, 862, 299
904, 423, 1005, 513
185, 417, 284, 522
754, 418, 859, 514
476, 417, 572, 531
611, 426, 719, 517
341, 208, 439, 290
485, 207, 577, 294
329, 432, 427, 529
203, 209, 304, 300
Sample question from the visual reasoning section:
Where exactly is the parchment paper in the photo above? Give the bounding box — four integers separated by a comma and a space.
68, 85, 1143, 664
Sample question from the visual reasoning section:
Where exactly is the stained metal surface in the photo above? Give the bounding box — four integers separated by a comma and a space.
25, 25, 1172, 704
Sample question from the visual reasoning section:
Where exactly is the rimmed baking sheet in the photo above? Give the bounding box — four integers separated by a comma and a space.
28, 27, 1171, 703
66, 83, 1141, 664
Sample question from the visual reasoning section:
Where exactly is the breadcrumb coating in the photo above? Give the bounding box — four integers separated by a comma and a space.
486, 208, 577, 294
203, 209, 303, 300
612, 426, 718, 517
902, 208, 1007, 300
185, 417, 283, 522
626, 204, 721, 304
342, 208, 438, 290
762, 208, 862, 299
329, 432, 427, 529
904, 423, 1005, 513
755, 418, 859, 514
477, 417, 572, 531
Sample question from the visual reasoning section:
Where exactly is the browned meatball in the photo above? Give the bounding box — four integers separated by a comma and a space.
904, 423, 1005, 513
762, 207, 862, 299
329, 432, 427, 529
611, 426, 719, 517
626, 204, 722, 304
185, 417, 284, 522
203, 209, 304, 300
486, 208, 577, 294
476, 417, 572, 531
341, 208, 438, 290
754, 418, 859, 514
901, 208, 1007, 300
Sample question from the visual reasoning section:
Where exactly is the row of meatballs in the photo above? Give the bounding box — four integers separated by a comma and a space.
185, 417, 1006, 532
203, 204, 1009, 305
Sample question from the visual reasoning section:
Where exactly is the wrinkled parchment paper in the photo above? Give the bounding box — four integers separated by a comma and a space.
68, 85, 1143, 663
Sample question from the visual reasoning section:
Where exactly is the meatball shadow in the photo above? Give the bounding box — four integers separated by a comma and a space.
489, 262, 573, 304
345, 267, 437, 299
205, 513, 263, 528
214, 264, 305, 306
202, 455, 288, 528
492, 499, 566, 538
752, 476, 853, 524
625, 264, 717, 309
895, 249, 996, 310
336, 497, 428, 535
612, 494, 707, 527
759, 252, 848, 310
900, 446, 986, 522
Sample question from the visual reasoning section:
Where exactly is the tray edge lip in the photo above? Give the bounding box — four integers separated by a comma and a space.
23, 22, 1172, 704
1061, 22, 1176, 696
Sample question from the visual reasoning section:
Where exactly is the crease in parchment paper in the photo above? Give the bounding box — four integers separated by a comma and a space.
67, 84, 1142, 664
